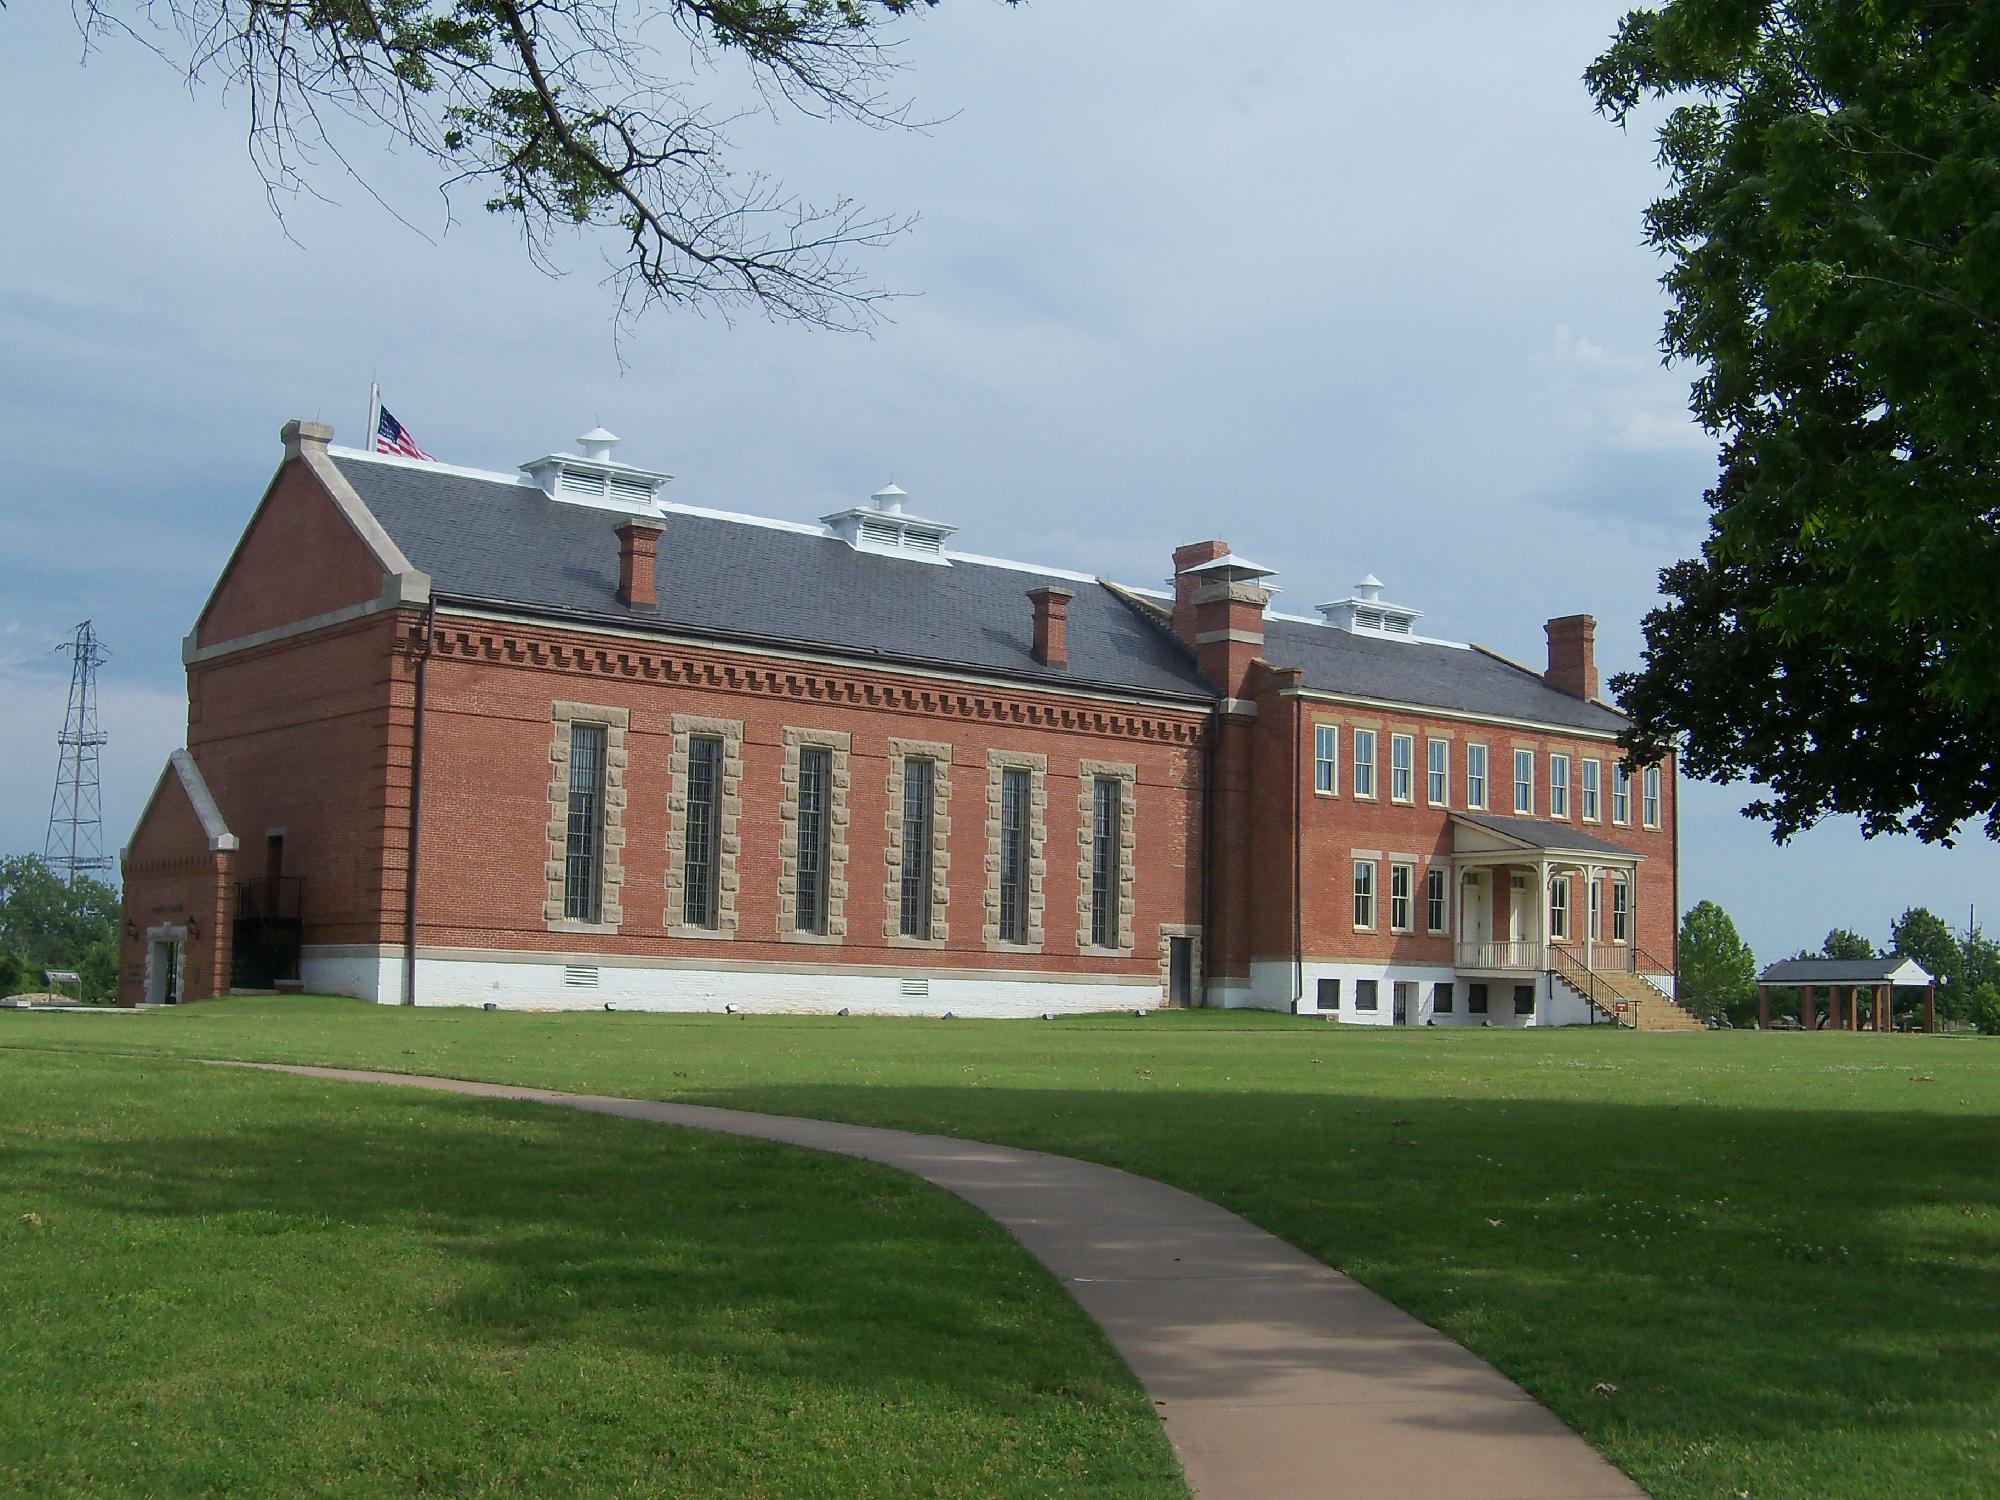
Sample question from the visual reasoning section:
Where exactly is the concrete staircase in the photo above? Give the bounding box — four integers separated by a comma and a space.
1551, 951, 1704, 1031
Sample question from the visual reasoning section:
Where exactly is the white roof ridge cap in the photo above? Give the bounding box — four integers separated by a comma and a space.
659, 500, 826, 537
942, 549, 1102, 585
329, 445, 531, 487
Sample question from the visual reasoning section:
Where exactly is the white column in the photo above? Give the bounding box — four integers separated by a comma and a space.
1583, 863, 1596, 970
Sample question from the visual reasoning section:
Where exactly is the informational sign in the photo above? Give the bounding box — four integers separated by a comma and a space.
43, 970, 81, 986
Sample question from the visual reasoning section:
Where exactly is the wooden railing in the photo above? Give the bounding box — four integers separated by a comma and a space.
1456, 940, 1544, 971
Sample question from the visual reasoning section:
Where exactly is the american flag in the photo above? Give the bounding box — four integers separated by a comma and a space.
375, 405, 434, 461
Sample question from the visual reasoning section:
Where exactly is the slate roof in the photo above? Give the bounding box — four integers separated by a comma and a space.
331, 455, 1213, 701
1452, 813, 1639, 858
1261, 617, 1627, 734
1758, 957, 1932, 985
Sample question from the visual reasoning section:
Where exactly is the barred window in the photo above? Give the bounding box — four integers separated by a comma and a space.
899, 758, 935, 940
795, 746, 833, 934
1090, 776, 1122, 948
563, 723, 607, 922
1426, 867, 1447, 933
999, 766, 1032, 944
682, 735, 723, 928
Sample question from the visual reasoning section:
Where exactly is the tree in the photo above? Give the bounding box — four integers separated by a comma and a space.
0, 855, 121, 1001
56, 1, 992, 332
1820, 927, 1876, 962
1588, 3, 2000, 844
1890, 905, 1963, 1016
1677, 899, 1758, 1024
1971, 981, 2000, 1036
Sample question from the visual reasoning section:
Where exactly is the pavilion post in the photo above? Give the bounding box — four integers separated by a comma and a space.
1878, 984, 1890, 1032
1924, 983, 1936, 1034
1847, 986, 1859, 1031
1758, 984, 1771, 1030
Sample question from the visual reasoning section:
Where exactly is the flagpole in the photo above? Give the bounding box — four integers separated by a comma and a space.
367, 382, 382, 455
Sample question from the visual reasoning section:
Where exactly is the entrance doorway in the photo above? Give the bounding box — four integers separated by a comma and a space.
1461, 872, 1490, 952
1168, 937, 1194, 1007
1393, 980, 1416, 1025
149, 939, 182, 1005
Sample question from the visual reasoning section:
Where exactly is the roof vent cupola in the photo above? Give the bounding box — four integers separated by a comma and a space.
821, 482, 955, 564
520, 425, 671, 513
1318, 575, 1423, 638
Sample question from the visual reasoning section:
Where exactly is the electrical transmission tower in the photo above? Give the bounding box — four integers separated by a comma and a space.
43, 621, 111, 883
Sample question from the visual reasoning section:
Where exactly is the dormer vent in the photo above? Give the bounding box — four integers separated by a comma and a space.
520, 427, 671, 513
822, 483, 956, 565
1319, 576, 1423, 638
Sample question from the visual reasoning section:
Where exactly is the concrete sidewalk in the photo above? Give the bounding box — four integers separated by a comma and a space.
226, 1062, 1646, 1500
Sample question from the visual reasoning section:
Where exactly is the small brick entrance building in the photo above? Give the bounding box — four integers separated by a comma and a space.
120, 421, 1679, 1021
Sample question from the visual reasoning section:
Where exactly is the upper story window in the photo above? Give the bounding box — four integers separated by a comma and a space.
1314, 723, 1338, 795
1467, 742, 1489, 809
1427, 739, 1449, 807
1513, 750, 1534, 816
563, 723, 608, 922
1353, 730, 1378, 800
1581, 758, 1602, 822
1549, 754, 1570, 819
1613, 764, 1632, 825
1353, 860, 1376, 930
1643, 765, 1663, 828
1390, 734, 1415, 804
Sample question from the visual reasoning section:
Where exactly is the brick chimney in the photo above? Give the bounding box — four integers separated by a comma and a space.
615, 518, 666, 610
1171, 540, 1231, 645
1545, 614, 1598, 699
1180, 549, 1276, 700
1028, 585, 1074, 668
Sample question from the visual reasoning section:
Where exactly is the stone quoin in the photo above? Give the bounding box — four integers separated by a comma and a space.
119, 420, 1679, 1021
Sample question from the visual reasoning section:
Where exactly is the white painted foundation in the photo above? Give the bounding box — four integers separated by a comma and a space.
301, 946, 1158, 1017
1217, 958, 1613, 1028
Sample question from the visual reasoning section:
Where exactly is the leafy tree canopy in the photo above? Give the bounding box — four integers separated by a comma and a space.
1890, 903, 1963, 997
0, 855, 120, 1000
54, 1, 1000, 331
1677, 898, 1759, 1022
1589, 2, 2000, 843
1820, 926, 1877, 962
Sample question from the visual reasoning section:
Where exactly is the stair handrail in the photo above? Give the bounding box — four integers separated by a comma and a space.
1548, 946, 1632, 1028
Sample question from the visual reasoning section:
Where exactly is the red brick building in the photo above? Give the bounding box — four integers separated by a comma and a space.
120, 420, 1680, 1023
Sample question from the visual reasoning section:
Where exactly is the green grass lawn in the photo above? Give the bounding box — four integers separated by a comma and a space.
0, 1048, 1180, 1498
6, 1000, 1998, 1500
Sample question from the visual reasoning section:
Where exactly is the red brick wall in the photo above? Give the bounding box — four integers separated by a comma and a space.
118, 768, 235, 1004
185, 612, 410, 948
410, 617, 1207, 975
196, 459, 387, 647
1252, 685, 1677, 975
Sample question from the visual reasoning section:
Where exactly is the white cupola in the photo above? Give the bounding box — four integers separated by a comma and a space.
821, 482, 956, 564
1318, 574, 1423, 637
520, 426, 672, 513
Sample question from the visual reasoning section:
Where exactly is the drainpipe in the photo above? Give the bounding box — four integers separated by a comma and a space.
402, 598, 435, 1006
1292, 691, 1303, 1012
1199, 706, 1217, 1007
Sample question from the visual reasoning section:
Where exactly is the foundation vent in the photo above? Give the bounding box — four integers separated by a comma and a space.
901, 977, 931, 999
562, 965, 601, 988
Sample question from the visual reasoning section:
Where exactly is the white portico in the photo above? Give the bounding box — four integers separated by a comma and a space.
1448, 813, 1646, 979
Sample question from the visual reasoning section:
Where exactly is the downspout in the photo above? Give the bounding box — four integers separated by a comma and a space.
1292, 691, 1304, 1013
1200, 706, 1217, 1007
402, 598, 435, 1006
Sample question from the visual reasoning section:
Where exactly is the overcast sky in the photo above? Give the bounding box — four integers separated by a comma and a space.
5, 2, 1994, 961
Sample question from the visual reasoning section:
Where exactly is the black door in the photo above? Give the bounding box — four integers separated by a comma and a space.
1168, 937, 1193, 1007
